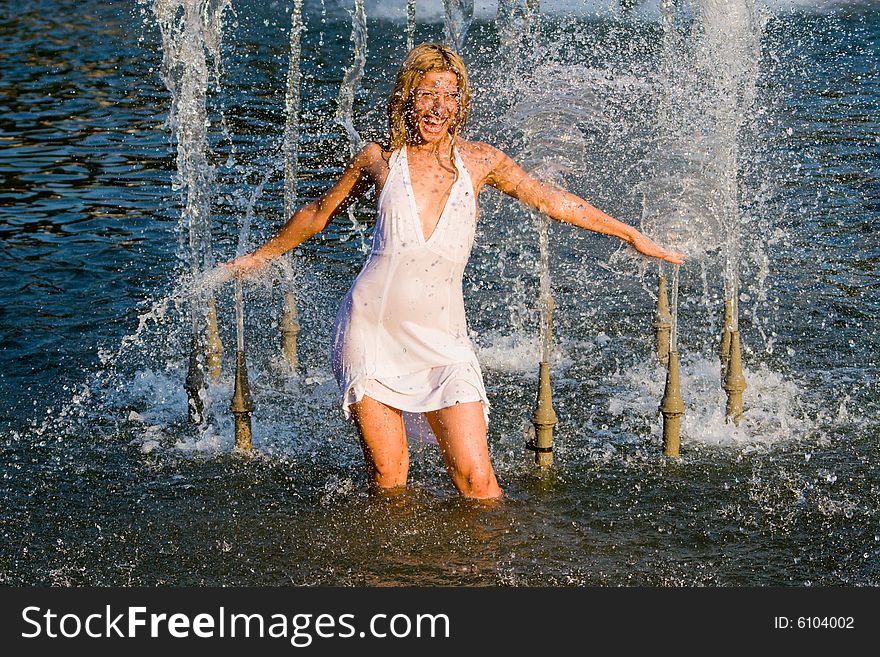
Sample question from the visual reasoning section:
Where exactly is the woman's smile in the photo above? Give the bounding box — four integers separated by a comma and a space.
411, 70, 459, 144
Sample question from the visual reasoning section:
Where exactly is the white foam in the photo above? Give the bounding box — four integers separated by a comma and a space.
476, 332, 541, 373
608, 354, 817, 447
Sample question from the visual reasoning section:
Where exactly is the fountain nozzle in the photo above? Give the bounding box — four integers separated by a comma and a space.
659, 351, 685, 457
205, 296, 223, 381
184, 330, 205, 424
723, 330, 747, 425
281, 291, 300, 369
719, 298, 734, 375
231, 350, 254, 452
528, 361, 557, 467
654, 274, 673, 365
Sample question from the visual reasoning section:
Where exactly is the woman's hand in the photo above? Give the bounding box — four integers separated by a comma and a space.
223, 252, 271, 278
630, 233, 685, 265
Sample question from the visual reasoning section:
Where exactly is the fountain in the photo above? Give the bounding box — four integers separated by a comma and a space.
659, 266, 684, 456
153, 0, 770, 459
152, 0, 233, 425
638, 0, 767, 446
148, 0, 777, 446
529, 299, 557, 467
6, 0, 878, 589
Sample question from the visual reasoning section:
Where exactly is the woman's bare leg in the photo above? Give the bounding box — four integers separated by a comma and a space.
350, 395, 409, 490
425, 402, 502, 499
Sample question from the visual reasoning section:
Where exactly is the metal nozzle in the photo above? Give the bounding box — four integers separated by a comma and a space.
281, 291, 300, 369
184, 330, 205, 424
659, 351, 685, 457
528, 361, 557, 467
205, 296, 223, 381
654, 275, 673, 365
230, 350, 254, 452
723, 330, 747, 426
719, 298, 734, 376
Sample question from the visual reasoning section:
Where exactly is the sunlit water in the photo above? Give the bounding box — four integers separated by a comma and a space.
1, 0, 878, 586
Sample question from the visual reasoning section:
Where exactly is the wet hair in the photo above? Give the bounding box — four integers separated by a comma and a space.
387, 43, 471, 153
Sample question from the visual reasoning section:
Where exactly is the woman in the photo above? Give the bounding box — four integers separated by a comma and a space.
227, 44, 683, 499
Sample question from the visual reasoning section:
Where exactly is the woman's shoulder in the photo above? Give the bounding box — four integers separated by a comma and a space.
457, 139, 510, 181
457, 139, 504, 160
352, 142, 395, 180
356, 141, 393, 162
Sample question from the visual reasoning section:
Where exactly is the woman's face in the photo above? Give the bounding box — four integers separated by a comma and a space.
409, 69, 460, 145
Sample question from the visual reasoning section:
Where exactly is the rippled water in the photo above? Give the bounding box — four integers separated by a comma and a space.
1, 0, 878, 586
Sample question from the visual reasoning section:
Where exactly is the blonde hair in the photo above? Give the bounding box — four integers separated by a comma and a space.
387, 43, 471, 152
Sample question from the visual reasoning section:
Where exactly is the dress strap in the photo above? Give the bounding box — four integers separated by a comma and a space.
388, 146, 405, 170
451, 143, 474, 195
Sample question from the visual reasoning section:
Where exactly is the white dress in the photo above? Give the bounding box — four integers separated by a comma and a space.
331, 144, 489, 422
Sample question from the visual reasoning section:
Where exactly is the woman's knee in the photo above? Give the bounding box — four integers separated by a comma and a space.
367, 447, 409, 487
450, 462, 501, 499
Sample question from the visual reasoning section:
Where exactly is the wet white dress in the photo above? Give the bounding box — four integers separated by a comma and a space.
331, 145, 489, 422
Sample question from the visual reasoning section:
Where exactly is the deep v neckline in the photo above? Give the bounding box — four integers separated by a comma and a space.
402, 145, 457, 244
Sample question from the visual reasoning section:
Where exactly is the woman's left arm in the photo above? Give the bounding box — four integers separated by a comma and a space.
483, 145, 684, 264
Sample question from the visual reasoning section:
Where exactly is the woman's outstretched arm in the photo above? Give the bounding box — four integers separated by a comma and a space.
227, 143, 383, 273
482, 144, 684, 264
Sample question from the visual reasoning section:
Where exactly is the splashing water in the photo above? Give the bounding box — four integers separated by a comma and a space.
336, 0, 368, 250
284, 0, 304, 222
443, 0, 475, 51
152, 0, 232, 274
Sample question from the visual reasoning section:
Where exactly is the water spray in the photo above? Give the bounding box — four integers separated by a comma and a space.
526, 207, 557, 466
659, 265, 684, 456
281, 0, 303, 370
154, 1, 239, 427
335, 0, 368, 252
406, 0, 416, 51
230, 279, 254, 452
443, 0, 474, 52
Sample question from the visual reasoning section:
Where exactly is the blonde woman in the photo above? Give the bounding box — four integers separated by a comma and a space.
227, 43, 683, 499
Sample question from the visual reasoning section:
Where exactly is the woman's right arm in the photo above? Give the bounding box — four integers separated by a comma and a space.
228, 143, 382, 273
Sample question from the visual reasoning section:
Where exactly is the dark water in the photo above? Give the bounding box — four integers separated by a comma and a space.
1, 0, 878, 586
